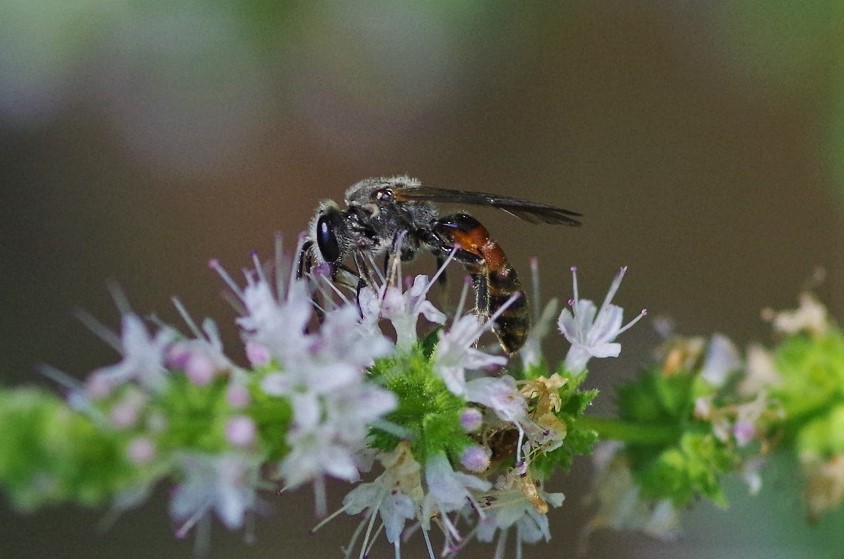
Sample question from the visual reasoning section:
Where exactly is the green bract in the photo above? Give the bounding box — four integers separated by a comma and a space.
368, 344, 472, 462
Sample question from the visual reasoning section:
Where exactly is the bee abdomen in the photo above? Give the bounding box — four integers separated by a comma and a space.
435, 212, 531, 355
487, 266, 530, 354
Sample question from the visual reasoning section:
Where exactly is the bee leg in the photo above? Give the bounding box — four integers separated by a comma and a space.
471, 270, 489, 324
354, 277, 368, 318
298, 238, 356, 292
353, 251, 377, 288
297, 240, 315, 279
435, 255, 448, 286
352, 251, 380, 317
448, 249, 489, 322
436, 244, 488, 316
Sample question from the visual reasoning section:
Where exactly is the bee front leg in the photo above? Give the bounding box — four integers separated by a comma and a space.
435, 254, 448, 286
433, 241, 490, 321
352, 250, 381, 317
297, 240, 315, 280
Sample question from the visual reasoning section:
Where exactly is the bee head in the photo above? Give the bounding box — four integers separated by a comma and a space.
309, 201, 351, 265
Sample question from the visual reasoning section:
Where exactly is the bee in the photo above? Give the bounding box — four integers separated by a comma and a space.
298, 176, 581, 354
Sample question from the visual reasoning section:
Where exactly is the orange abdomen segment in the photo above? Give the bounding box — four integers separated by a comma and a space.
435, 213, 530, 354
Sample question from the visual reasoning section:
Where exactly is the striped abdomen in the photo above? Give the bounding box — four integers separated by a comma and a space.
434, 213, 530, 354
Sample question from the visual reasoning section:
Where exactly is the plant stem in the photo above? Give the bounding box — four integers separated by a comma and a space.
579, 416, 681, 445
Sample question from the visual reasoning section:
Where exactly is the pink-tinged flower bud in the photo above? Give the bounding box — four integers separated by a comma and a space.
226, 383, 251, 409
166, 343, 191, 370
185, 352, 216, 386
110, 391, 147, 429
110, 402, 139, 429
226, 416, 257, 448
245, 342, 271, 367
460, 445, 491, 473
126, 437, 156, 465
733, 421, 756, 447
85, 373, 113, 400
459, 408, 484, 432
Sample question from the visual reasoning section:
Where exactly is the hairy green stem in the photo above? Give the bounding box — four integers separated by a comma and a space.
579, 416, 682, 446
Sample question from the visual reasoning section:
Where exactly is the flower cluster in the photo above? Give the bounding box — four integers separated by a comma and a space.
313, 259, 638, 557
0, 235, 645, 558
11, 231, 844, 557
585, 332, 781, 539
750, 292, 844, 520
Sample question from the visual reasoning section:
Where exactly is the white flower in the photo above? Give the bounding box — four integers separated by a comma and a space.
344, 480, 417, 548
739, 343, 782, 396
741, 456, 766, 496
434, 314, 507, 396
315, 443, 423, 557
476, 479, 565, 554
698, 333, 742, 388
166, 316, 236, 386
355, 248, 449, 349
170, 452, 260, 537
361, 273, 447, 351
340, 444, 422, 547
281, 424, 362, 488
260, 305, 393, 399
586, 442, 680, 540
421, 452, 491, 541
324, 382, 398, 445
89, 313, 174, 392
269, 375, 398, 494
520, 299, 559, 370
732, 391, 770, 447
763, 291, 829, 337
464, 376, 537, 468
237, 274, 314, 364
257, 301, 396, 490
558, 267, 645, 375
214, 244, 398, 509
221, 245, 392, 395
464, 376, 528, 425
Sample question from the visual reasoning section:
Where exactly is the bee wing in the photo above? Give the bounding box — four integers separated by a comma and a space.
392, 186, 582, 226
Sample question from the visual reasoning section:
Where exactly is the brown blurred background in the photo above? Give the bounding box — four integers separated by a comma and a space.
2, 2, 844, 558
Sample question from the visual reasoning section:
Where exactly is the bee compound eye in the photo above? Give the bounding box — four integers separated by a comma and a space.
316, 211, 344, 263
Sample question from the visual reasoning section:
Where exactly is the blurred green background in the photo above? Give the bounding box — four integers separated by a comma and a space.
2, 2, 844, 558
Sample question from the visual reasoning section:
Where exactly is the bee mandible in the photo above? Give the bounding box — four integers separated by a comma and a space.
298, 176, 581, 354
